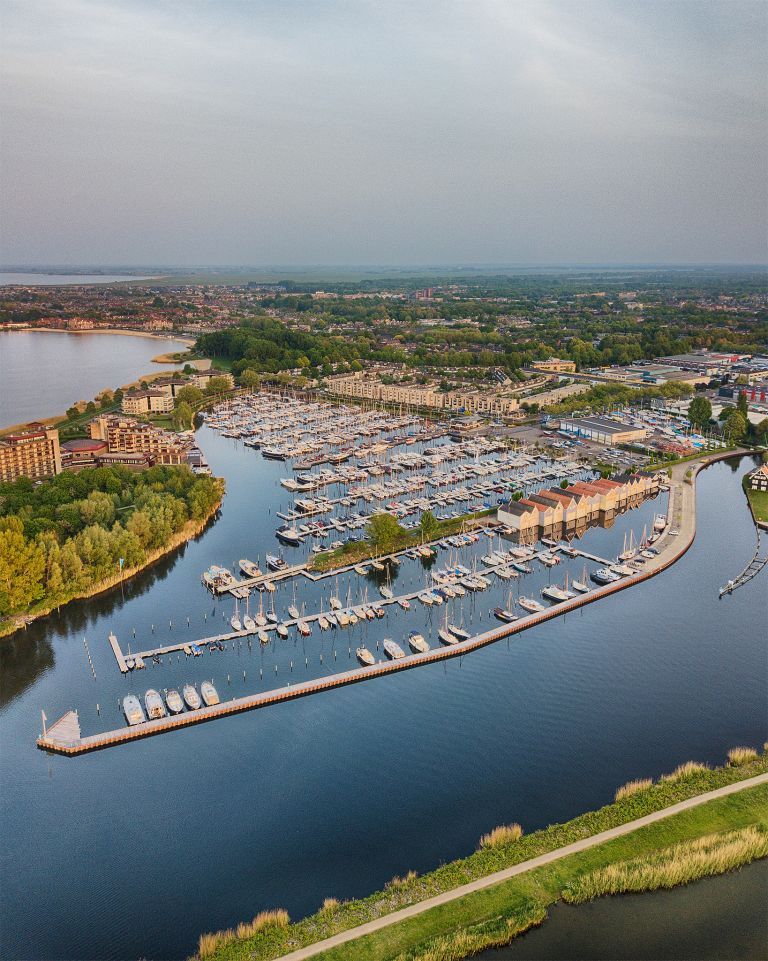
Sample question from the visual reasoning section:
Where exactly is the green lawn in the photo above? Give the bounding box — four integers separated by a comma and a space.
743, 477, 768, 523
315, 785, 768, 961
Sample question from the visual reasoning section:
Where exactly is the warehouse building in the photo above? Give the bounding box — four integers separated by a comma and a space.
558, 415, 648, 445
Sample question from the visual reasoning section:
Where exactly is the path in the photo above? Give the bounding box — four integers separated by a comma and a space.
275, 772, 768, 961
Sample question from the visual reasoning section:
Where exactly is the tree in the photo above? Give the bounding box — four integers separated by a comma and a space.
173, 401, 193, 430
419, 510, 439, 540
175, 385, 204, 407
0, 517, 45, 615
367, 513, 403, 552
239, 369, 261, 390
737, 390, 749, 418
722, 409, 747, 442
755, 418, 768, 442
205, 375, 232, 395
66, 406, 79, 420
687, 396, 712, 430
113, 388, 124, 405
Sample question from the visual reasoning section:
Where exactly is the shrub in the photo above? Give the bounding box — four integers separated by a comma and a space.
661, 761, 709, 782
198, 929, 235, 959
727, 746, 758, 766
614, 778, 653, 801
320, 898, 339, 914
478, 823, 523, 850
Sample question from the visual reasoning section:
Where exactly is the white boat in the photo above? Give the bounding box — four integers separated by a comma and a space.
144, 689, 166, 720
383, 639, 406, 659
230, 600, 242, 632
379, 585, 394, 599
518, 596, 546, 613
239, 558, 261, 578
541, 584, 571, 602
448, 624, 470, 640
165, 689, 184, 714
200, 681, 219, 706
356, 646, 376, 666
276, 623, 289, 638
438, 627, 458, 645
123, 694, 145, 726
183, 685, 201, 710
408, 632, 430, 653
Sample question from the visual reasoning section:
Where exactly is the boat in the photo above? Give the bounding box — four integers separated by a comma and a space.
200, 681, 219, 706
571, 564, 590, 593
379, 584, 393, 599
541, 584, 571, 602
276, 526, 304, 546
336, 610, 350, 627
317, 613, 330, 630
183, 685, 201, 710
239, 558, 261, 578
493, 607, 517, 623
518, 596, 546, 613
373, 606, 385, 618
371, 558, 385, 572
288, 585, 300, 620
125, 657, 135, 670
165, 689, 184, 714
448, 624, 470, 640
230, 600, 242, 632
262, 579, 276, 592
265, 553, 287, 572
408, 631, 430, 653
590, 568, 620, 585
123, 694, 145, 726
438, 627, 458, 645
653, 513, 667, 532
276, 623, 289, 638
262, 447, 287, 460
354, 564, 368, 575
258, 630, 269, 644
383, 639, 406, 659
356, 646, 376, 666
144, 689, 166, 720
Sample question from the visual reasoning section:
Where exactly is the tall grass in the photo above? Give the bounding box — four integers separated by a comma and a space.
198, 910, 289, 958
386, 870, 418, 889
478, 823, 523, 850
562, 827, 768, 904
392, 900, 547, 961
728, 746, 758, 766
320, 897, 340, 914
614, 778, 653, 801
661, 761, 709, 782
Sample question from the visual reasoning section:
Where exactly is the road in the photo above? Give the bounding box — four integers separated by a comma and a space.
276, 772, 768, 961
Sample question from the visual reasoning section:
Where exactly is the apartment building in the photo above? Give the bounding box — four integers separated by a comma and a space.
89, 415, 188, 464
0, 424, 62, 483
121, 389, 174, 415
534, 357, 577, 374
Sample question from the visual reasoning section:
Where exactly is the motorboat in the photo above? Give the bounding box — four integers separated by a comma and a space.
356, 647, 376, 666
383, 639, 406, 659
239, 558, 261, 578
265, 554, 287, 572
591, 568, 620, 585
200, 681, 219, 706
123, 694, 145, 726
276, 527, 304, 546
165, 689, 184, 714
183, 685, 201, 710
408, 631, 430, 653
144, 689, 166, 720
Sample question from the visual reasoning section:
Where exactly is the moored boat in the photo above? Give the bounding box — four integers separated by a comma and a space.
123, 694, 145, 726
165, 689, 184, 714
183, 685, 201, 710
383, 639, 406, 659
408, 631, 430, 653
356, 646, 376, 666
200, 681, 219, 706
144, 688, 166, 720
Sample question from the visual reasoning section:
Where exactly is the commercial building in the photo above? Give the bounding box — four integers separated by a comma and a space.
0, 424, 62, 483
122, 390, 174, 415
558, 415, 648, 445
534, 358, 577, 374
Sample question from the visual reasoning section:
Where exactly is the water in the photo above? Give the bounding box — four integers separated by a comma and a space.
0, 433, 765, 961
480, 859, 768, 960
0, 273, 157, 286
0, 330, 190, 427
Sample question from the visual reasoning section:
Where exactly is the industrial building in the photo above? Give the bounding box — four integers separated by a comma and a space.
558, 415, 648, 445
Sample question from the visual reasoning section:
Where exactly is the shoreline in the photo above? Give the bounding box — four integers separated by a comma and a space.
0, 488, 224, 640
1, 324, 194, 345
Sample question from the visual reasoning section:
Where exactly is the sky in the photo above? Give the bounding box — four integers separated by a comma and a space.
1, 0, 766, 267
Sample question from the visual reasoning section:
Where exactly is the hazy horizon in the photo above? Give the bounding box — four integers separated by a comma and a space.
2, 0, 766, 266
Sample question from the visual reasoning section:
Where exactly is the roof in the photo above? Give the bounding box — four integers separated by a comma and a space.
500, 500, 537, 516
560, 415, 641, 434
62, 438, 107, 452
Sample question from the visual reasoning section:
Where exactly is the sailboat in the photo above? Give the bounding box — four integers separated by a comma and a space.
329, 577, 342, 610
438, 609, 457, 645
379, 567, 393, 599
571, 564, 590, 593
255, 593, 268, 627
494, 588, 518, 622
242, 594, 256, 633
230, 599, 242, 632
288, 582, 300, 620
619, 530, 637, 562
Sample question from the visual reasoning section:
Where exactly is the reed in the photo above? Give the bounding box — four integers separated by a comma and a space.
661, 761, 709, 782
728, 746, 758, 766
386, 870, 418, 890
562, 827, 768, 904
198, 929, 235, 959
478, 823, 524, 850
614, 778, 653, 801
391, 901, 547, 961
320, 898, 340, 914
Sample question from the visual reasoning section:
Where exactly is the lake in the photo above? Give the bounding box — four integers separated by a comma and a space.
0, 272, 158, 286
0, 330, 191, 427
0, 428, 765, 960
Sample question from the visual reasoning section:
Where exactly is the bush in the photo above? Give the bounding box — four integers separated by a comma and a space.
661, 761, 709, 783
386, 870, 418, 890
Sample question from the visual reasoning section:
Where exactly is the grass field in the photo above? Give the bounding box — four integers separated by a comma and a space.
195, 752, 768, 961
743, 476, 768, 523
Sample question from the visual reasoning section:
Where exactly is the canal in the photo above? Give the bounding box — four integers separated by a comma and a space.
0, 431, 765, 961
